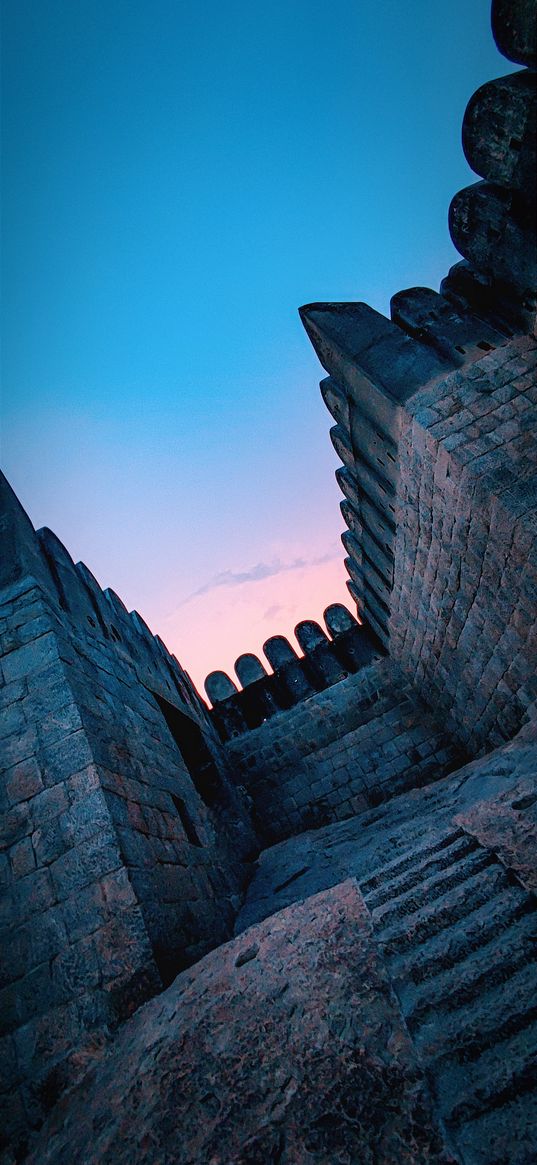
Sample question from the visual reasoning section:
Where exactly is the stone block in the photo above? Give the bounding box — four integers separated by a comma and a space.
9, 837, 36, 880
30, 785, 69, 827
32, 819, 65, 867
40, 731, 94, 788
5, 758, 43, 805
25, 880, 454, 1165
61, 882, 109, 943
0, 701, 26, 741
14, 999, 81, 1080
50, 833, 120, 901
14, 868, 55, 924
51, 936, 100, 997
2, 634, 59, 684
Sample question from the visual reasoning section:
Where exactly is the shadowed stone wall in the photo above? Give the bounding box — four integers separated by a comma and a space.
0, 475, 255, 1152
390, 334, 537, 753
224, 659, 467, 844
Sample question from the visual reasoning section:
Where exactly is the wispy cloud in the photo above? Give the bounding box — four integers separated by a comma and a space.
176, 550, 340, 607
263, 603, 284, 622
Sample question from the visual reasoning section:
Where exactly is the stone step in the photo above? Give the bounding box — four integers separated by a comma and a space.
389, 889, 533, 989
363, 832, 479, 911
450, 1091, 537, 1165
435, 1020, 537, 1129
359, 827, 465, 894
401, 907, 537, 1028
414, 961, 537, 1066
367, 847, 492, 929
377, 863, 509, 956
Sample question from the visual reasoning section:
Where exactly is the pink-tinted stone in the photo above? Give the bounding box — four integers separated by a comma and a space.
455, 776, 537, 891
27, 879, 454, 1165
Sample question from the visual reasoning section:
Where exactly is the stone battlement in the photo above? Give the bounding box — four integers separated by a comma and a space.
204, 603, 382, 741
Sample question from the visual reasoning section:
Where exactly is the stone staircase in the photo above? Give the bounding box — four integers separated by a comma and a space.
361, 827, 537, 1165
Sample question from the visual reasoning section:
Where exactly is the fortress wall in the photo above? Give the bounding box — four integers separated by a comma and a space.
0, 475, 255, 1151
0, 577, 161, 1147
391, 334, 537, 753
205, 609, 382, 743
224, 659, 466, 845
301, 1, 536, 753
61, 625, 255, 983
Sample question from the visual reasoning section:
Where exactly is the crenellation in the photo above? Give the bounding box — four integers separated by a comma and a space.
390, 286, 506, 365
234, 652, 267, 687
449, 181, 537, 298
462, 70, 536, 196
492, 0, 536, 67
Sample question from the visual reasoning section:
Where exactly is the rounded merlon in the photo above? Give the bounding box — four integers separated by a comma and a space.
449, 181, 537, 294
204, 670, 238, 704
462, 71, 536, 198
295, 620, 329, 652
492, 0, 536, 67
324, 604, 358, 638
263, 636, 299, 669
235, 653, 267, 688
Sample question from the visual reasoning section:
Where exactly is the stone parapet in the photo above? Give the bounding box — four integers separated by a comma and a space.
204, 603, 382, 741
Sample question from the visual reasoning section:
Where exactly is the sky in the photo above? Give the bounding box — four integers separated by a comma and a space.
1, 0, 509, 694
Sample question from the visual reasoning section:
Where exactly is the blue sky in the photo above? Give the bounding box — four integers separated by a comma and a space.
1, 1, 509, 688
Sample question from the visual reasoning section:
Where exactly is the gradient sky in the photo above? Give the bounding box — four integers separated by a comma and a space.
1, 1, 509, 693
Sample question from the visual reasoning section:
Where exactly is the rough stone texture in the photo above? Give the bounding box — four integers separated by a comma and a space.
390, 335, 537, 753
235, 722, 537, 931
236, 728, 537, 1165
24, 880, 455, 1165
455, 778, 537, 892
225, 659, 466, 843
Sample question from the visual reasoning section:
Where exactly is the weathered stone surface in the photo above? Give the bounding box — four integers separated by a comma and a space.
323, 603, 358, 636
492, 0, 537, 67
462, 71, 536, 198
234, 652, 267, 686
235, 730, 537, 933
455, 774, 537, 891
225, 659, 465, 844
204, 669, 238, 704
449, 181, 537, 294
263, 634, 300, 667
26, 880, 454, 1165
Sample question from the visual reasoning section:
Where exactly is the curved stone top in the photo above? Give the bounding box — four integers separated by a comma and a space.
205, 671, 238, 704
235, 653, 267, 688
263, 635, 299, 669
462, 72, 536, 198
324, 603, 358, 638
492, 0, 536, 67
295, 620, 329, 652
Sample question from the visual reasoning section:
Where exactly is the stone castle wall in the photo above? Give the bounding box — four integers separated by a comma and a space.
391, 334, 537, 753
224, 659, 466, 844
0, 477, 255, 1147
300, 2, 536, 754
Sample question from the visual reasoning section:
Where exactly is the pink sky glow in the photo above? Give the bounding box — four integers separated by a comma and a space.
158, 552, 355, 698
